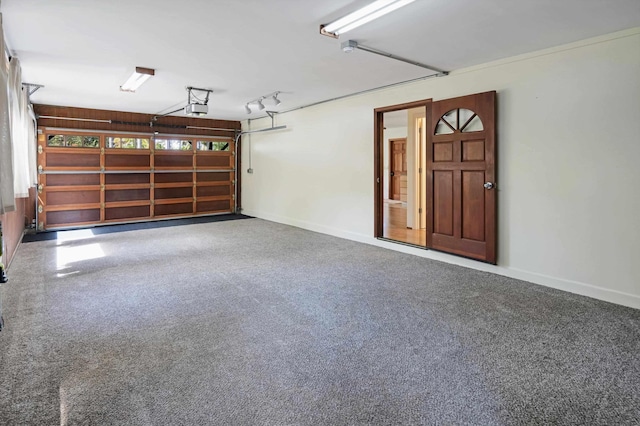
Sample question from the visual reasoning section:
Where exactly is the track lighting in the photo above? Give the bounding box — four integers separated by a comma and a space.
244, 91, 282, 114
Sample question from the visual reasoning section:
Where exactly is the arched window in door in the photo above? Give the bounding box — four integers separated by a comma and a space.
435, 108, 484, 135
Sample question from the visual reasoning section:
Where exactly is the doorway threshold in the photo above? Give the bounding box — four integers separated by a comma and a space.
377, 237, 427, 250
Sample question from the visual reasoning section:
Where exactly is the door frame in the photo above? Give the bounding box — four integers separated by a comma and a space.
374, 99, 431, 239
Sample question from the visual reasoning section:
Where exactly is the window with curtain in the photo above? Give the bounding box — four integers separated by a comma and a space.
0, 13, 15, 214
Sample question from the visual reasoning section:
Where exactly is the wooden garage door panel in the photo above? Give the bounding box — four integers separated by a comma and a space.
46, 174, 101, 186
105, 189, 150, 202
155, 154, 192, 168
47, 190, 100, 206
196, 172, 230, 182
196, 186, 230, 197
105, 205, 150, 221
196, 155, 231, 168
155, 173, 192, 184
155, 203, 193, 216
46, 152, 100, 167
155, 187, 193, 199
47, 209, 100, 225
197, 200, 231, 213
104, 174, 150, 185
105, 154, 150, 168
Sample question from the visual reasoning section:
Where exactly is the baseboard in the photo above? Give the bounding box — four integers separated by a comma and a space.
499, 267, 640, 310
242, 209, 640, 310
241, 209, 374, 245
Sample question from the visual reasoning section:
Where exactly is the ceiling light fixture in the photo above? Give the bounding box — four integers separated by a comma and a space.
320, 0, 415, 38
245, 91, 282, 114
120, 67, 154, 92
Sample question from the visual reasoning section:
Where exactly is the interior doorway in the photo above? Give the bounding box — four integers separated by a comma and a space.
375, 91, 497, 264
378, 105, 427, 247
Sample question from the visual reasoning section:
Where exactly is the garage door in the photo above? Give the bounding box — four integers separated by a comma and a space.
37, 129, 235, 230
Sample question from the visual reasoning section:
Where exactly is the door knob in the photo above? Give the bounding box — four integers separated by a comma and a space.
483, 182, 495, 190
390, 172, 395, 177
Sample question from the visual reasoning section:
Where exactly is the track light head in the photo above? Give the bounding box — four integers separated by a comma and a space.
245, 92, 282, 113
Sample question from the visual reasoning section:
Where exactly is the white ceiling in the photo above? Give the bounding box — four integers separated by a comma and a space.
2, 0, 639, 121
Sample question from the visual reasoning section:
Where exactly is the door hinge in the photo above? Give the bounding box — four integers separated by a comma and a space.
419, 168, 422, 173
419, 208, 422, 214
376, 177, 380, 183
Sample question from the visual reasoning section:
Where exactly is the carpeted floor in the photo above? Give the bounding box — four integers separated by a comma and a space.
0, 218, 638, 425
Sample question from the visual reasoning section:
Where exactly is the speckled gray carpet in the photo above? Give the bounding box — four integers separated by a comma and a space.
0, 218, 639, 425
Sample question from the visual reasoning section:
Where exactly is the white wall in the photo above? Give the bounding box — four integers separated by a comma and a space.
241, 28, 640, 309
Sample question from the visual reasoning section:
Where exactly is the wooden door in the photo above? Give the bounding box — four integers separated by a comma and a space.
37, 131, 235, 230
427, 91, 496, 263
389, 138, 407, 202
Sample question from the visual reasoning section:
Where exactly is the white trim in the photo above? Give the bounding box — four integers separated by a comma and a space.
242, 209, 640, 310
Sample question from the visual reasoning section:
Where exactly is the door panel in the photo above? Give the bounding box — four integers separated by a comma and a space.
433, 171, 454, 236
461, 171, 485, 241
47, 189, 101, 206
434, 142, 453, 162
390, 138, 407, 201
47, 209, 101, 226
427, 91, 496, 263
105, 206, 150, 221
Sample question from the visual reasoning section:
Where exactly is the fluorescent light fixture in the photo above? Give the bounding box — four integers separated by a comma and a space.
120, 67, 154, 92
322, 0, 415, 36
